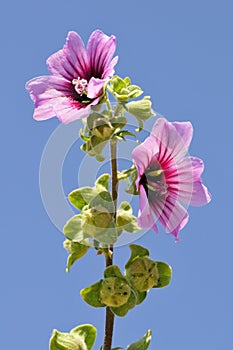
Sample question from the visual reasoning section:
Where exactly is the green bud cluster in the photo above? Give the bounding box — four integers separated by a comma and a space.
78, 75, 156, 163
80, 245, 172, 317
107, 76, 143, 102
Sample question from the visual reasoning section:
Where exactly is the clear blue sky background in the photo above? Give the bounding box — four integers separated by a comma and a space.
1, 1, 233, 349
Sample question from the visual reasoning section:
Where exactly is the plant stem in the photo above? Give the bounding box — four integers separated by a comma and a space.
103, 139, 118, 350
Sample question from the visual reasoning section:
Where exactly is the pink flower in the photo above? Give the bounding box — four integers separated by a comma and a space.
132, 118, 211, 239
25, 30, 118, 124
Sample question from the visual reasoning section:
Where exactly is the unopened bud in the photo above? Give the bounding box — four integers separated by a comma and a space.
126, 257, 159, 292
92, 118, 114, 140
82, 205, 112, 237
100, 277, 131, 307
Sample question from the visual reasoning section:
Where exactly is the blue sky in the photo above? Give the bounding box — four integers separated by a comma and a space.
1, 0, 233, 349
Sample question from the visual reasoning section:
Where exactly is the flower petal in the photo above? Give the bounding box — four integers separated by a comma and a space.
87, 30, 117, 78
138, 186, 158, 232
190, 182, 212, 206
132, 136, 159, 180
25, 76, 72, 120
151, 196, 189, 239
151, 118, 193, 164
87, 77, 105, 99
102, 55, 119, 78
172, 120, 193, 151
47, 31, 89, 80
54, 98, 92, 124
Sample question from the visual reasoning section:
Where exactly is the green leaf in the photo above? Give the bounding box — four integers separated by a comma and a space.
63, 240, 89, 272
110, 116, 128, 130
95, 173, 110, 191
154, 261, 172, 288
63, 215, 85, 242
126, 330, 152, 350
108, 76, 144, 103
90, 191, 115, 214
110, 289, 137, 317
80, 280, 105, 308
100, 348, 123, 350
116, 202, 141, 233
125, 244, 149, 269
135, 290, 147, 305
109, 76, 126, 93
90, 135, 107, 161
69, 187, 96, 210
104, 265, 125, 279
123, 216, 141, 233
114, 130, 136, 141
118, 166, 139, 195
92, 221, 118, 245
124, 76, 131, 85
70, 324, 96, 350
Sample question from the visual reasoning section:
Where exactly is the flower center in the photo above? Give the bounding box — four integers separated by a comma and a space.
140, 166, 168, 200
72, 78, 88, 96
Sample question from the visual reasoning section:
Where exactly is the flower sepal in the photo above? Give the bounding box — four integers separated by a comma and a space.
49, 324, 97, 350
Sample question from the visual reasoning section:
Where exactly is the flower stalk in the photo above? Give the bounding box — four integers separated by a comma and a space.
103, 138, 118, 350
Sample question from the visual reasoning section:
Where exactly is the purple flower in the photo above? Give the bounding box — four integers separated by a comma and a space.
132, 118, 211, 239
26, 30, 118, 124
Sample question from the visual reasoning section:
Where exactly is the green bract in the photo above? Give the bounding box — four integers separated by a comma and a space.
50, 324, 97, 350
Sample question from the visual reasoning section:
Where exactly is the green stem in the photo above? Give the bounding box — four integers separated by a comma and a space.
103, 139, 118, 350
105, 93, 112, 112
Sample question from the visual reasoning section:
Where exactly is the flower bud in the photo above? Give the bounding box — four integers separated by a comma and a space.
50, 329, 86, 350
82, 205, 113, 238
125, 97, 155, 121
92, 117, 114, 140
126, 257, 159, 292
100, 277, 131, 307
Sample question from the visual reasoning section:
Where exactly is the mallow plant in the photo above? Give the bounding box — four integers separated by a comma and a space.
26, 29, 211, 350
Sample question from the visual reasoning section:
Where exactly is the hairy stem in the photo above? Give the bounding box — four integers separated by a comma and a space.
103, 139, 118, 350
